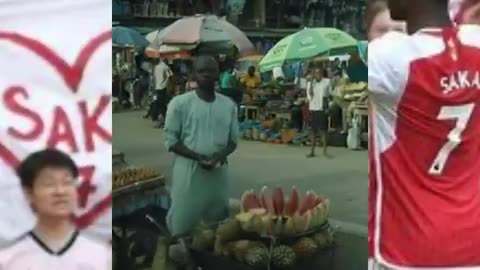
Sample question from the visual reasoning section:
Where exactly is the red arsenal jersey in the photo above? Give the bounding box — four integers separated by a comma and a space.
369, 26, 480, 269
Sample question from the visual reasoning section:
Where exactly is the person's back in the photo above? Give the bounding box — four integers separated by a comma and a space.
369, 25, 480, 268
220, 70, 235, 89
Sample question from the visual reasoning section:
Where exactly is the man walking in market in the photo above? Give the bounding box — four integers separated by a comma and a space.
150, 58, 172, 127
306, 67, 333, 158
164, 55, 239, 238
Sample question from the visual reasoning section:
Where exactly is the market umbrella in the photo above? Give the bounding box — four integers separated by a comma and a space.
144, 45, 192, 60
357, 40, 368, 65
238, 55, 264, 62
235, 55, 263, 74
258, 28, 358, 72
147, 15, 256, 57
113, 26, 149, 47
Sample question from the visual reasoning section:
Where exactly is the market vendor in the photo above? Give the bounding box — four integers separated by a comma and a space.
240, 66, 262, 90
220, 63, 243, 107
164, 55, 239, 237
306, 67, 333, 158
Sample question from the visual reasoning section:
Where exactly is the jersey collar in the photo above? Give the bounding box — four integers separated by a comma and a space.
416, 28, 443, 36
29, 230, 79, 256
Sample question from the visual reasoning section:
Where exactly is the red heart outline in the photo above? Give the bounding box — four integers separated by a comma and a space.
0, 30, 111, 92
0, 30, 112, 229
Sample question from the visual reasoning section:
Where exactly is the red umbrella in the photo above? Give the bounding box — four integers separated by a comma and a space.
148, 15, 256, 57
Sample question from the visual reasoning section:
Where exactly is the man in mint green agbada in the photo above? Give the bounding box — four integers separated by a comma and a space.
164, 56, 239, 236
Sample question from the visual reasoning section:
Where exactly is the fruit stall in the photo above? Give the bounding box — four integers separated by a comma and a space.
187, 186, 336, 270
239, 81, 368, 148
112, 151, 170, 269
111, 152, 336, 269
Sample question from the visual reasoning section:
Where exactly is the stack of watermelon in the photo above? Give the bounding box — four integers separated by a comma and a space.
235, 186, 330, 237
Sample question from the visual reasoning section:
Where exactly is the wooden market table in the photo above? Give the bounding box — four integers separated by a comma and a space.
113, 175, 169, 218
113, 175, 170, 270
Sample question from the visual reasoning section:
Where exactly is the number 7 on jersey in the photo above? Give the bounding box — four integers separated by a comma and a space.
429, 104, 475, 175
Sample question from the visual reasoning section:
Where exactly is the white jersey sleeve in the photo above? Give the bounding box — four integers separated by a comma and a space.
368, 31, 410, 97
459, 24, 480, 45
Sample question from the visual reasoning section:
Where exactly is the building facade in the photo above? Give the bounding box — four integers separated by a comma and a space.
113, 0, 366, 49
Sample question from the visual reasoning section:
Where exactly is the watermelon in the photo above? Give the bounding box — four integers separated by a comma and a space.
285, 186, 300, 217
236, 212, 255, 231
273, 187, 285, 216
260, 186, 268, 208
261, 214, 275, 235
298, 192, 316, 215
249, 208, 267, 216
261, 186, 275, 215
273, 217, 284, 235
293, 212, 312, 234
310, 191, 324, 207
283, 217, 296, 236
240, 190, 262, 212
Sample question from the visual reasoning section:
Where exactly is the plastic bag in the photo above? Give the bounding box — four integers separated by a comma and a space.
347, 116, 361, 150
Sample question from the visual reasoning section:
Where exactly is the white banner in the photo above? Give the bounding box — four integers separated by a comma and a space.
0, 0, 112, 245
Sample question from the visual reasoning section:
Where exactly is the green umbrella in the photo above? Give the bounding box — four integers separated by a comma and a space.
258, 28, 358, 72
357, 40, 368, 65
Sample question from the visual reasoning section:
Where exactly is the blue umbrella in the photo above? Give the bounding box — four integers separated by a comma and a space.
113, 26, 149, 47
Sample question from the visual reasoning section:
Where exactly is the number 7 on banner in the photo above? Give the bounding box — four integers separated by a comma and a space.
429, 104, 475, 175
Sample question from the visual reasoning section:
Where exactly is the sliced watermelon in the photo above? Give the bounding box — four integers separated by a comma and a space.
293, 211, 312, 234
313, 196, 322, 208
261, 214, 274, 235
273, 187, 285, 216
284, 186, 300, 217
251, 193, 262, 209
303, 211, 313, 231
261, 186, 275, 215
260, 186, 268, 209
249, 208, 267, 216
240, 190, 262, 212
273, 217, 283, 235
310, 191, 324, 207
298, 191, 316, 215
283, 217, 296, 236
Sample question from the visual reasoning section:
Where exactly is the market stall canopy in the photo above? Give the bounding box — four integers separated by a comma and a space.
113, 26, 149, 47
144, 45, 192, 60
258, 28, 357, 72
235, 55, 264, 74
146, 15, 256, 57
238, 55, 264, 62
